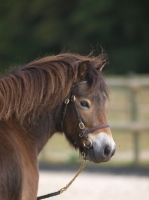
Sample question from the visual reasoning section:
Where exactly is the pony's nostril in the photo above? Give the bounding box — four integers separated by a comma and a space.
103, 145, 111, 157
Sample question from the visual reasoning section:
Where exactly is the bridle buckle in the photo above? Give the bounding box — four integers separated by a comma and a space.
79, 122, 85, 129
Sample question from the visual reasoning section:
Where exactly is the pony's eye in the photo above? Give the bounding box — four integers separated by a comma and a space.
80, 100, 90, 109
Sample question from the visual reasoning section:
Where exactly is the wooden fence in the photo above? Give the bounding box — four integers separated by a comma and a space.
106, 76, 149, 165
39, 76, 149, 165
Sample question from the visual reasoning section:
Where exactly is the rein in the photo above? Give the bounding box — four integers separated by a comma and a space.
37, 159, 87, 200
37, 80, 109, 199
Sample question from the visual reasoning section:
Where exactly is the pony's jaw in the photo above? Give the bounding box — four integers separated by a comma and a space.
85, 132, 116, 163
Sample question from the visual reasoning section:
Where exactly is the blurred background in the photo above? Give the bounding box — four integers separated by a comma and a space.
0, 0, 149, 166
0, 0, 149, 75
0, 0, 149, 199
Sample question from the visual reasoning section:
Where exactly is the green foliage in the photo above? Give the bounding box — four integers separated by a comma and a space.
0, 0, 149, 74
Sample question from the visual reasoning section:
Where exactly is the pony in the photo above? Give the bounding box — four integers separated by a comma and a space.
0, 53, 116, 200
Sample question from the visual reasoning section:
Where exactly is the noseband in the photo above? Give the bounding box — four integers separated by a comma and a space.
61, 81, 109, 153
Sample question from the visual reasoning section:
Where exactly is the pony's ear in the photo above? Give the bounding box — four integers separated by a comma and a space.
96, 60, 106, 72
77, 60, 89, 80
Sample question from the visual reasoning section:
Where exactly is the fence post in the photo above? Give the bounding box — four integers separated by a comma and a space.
129, 80, 139, 166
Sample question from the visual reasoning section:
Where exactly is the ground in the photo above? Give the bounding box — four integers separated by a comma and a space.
38, 164, 149, 200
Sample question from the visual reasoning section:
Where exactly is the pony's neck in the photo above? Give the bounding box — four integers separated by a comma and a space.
3, 117, 55, 155
3, 120, 38, 157
25, 103, 64, 153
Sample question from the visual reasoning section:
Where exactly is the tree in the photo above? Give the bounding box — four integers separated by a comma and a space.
0, 0, 149, 74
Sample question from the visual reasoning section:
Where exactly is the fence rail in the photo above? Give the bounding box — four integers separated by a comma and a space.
106, 76, 149, 165
110, 122, 149, 132
39, 76, 149, 165
106, 77, 149, 87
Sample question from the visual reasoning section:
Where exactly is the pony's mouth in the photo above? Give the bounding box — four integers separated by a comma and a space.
79, 133, 116, 163
84, 148, 114, 163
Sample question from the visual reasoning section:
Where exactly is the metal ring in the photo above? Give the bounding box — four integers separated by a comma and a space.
71, 95, 76, 102
79, 122, 85, 129
79, 132, 84, 138
83, 138, 93, 149
64, 98, 70, 104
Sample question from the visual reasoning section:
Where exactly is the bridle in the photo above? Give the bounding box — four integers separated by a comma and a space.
61, 80, 109, 155
37, 80, 110, 200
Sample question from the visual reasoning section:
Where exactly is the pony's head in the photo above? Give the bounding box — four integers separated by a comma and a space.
0, 52, 115, 163
62, 57, 116, 163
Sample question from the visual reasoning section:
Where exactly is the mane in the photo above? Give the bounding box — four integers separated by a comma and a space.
0, 53, 108, 126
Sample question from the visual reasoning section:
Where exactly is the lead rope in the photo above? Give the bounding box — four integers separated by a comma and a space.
37, 154, 87, 200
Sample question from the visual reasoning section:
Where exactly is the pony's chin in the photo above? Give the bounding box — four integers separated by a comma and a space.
79, 147, 111, 163
85, 148, 111, 163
